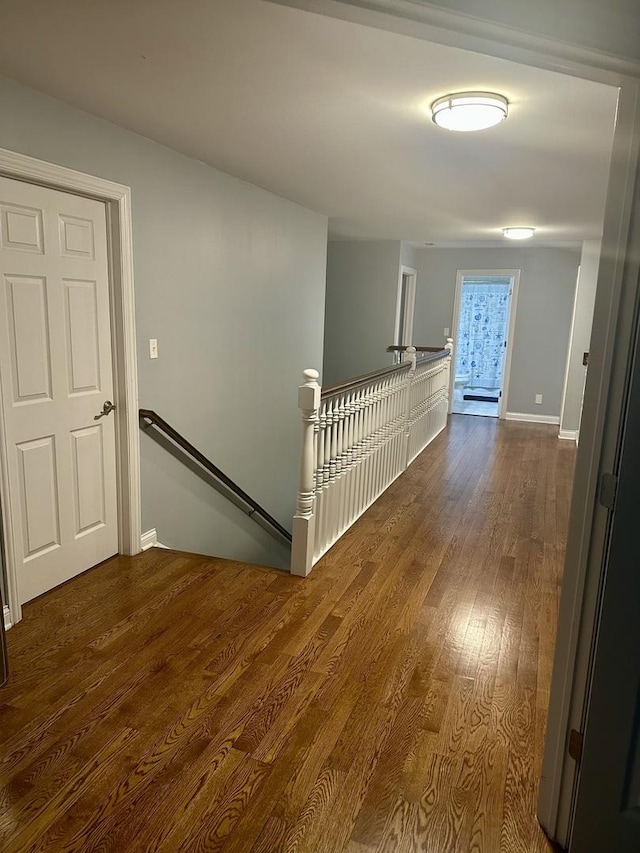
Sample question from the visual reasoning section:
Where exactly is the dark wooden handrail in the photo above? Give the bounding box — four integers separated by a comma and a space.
386, 345, 445, 353
322, 348, 449, 400
322, 361, 411, 399
139, 409, 292, 544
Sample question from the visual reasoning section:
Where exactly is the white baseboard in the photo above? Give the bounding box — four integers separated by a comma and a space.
141, 528, 170, 551
3, 603, 12, 630
505, 412, 560, 425
558, 429, 579, 441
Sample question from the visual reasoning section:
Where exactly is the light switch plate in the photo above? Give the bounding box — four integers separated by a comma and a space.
149, 338, 158, 359
535, 393, 543, 404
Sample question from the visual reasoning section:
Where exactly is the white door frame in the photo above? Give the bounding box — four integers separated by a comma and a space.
559, 264, 582, 440
393, 264, 417, 358
272, 3, 640, 849
449, 269, 520, 419
0, 147, 141, 626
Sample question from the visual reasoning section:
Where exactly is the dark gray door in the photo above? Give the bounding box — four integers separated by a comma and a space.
570, 314, 640, 852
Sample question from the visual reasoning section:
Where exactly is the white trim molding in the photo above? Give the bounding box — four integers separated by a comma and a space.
559, 429, 579, 441
268, 0, 640, 81
394, 265, 417, 352
141, 529, 158, 550
0, 148, 142, 625
505, 412, 561, 425
141, 529, 170, 551
3, 604, 12, 631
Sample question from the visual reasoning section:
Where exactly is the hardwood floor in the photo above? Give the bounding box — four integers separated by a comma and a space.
0, 415, 575, 852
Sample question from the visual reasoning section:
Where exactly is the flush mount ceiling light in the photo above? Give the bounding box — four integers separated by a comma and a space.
431, 91, 508, 132
502, 227, 536, 240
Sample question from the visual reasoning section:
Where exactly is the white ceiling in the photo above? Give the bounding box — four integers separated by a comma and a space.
0, 0, 619, 245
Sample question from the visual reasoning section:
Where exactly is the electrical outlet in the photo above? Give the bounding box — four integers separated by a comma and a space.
535, 393, 543, 405
444, 327, 450, 337
149, 338, 158, 359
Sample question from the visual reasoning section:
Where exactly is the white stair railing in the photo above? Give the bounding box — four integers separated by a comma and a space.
291, 343, 452, 577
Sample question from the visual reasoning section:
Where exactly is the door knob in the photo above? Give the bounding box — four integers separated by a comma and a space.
94, 400, 115, 420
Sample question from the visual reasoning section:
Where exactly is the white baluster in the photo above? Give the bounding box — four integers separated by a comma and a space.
384, 377, 394, 490
342, 390, 353, 529
366, 382, 379, 509
340, 389, 353, 532
385, 377, 398, 488
291, 369, 321, 577
404, 347, 417, 468
371, 381, 383, 505
373, 379, 385, 503
316, 401, 329, 557
382, 376, 393, 490
375, 380, 386, 492
359, 384, 371, 514
352, 387, 365, 525
321, 401, 333, 554
332, 396, 344, 543
325, 399, 337, 546
314, 400, 323, 557
383, 376, 394, 489
444, 338, 453, 414
394, 372, 405, 478
346, 390, 357, 529
397, 370, 406, 473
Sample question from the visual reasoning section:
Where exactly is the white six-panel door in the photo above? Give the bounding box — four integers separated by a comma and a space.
0, 176, 118, 604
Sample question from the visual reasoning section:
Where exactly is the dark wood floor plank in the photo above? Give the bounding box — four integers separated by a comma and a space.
0, 416, 575, 852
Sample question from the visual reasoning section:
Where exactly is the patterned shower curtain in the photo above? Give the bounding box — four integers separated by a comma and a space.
455, 278, 511, 389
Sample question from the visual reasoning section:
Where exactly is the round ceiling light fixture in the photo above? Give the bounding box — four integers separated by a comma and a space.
431, 91, 508, 132
502, 227, 536, 240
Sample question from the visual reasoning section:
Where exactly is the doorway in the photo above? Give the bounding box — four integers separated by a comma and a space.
450, 269, 519, 418
0, 147, 141, 626
393, 265, 416, 363
0, 176, 120, 605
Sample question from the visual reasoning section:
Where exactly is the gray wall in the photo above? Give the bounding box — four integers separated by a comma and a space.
560, 240, 601, 434
413, 247, 580, 417
400, 241, 418, 269
0, 77, 328, 569
323, 240, 401, 385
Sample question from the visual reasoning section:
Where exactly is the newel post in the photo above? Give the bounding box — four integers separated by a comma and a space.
291, 368, 321, 577
403, 346, 417, 468
445, 337, 454, 406
406, 345, 418, 370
